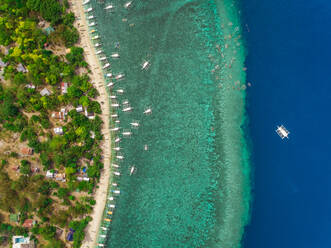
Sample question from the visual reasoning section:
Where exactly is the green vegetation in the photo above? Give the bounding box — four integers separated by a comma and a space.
0, 0, 104, 246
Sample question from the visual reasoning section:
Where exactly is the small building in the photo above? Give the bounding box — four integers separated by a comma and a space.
76, 105, 83, 112
46, 170, 54, 178
25, 84, 35, 89
12, 236, 34, 248
52, 112, 65, 120
60, 82, 68, 94
21, 147, 33, 156
90, 131, 95, 139
17, 63, 28, 73
77, 176, 90, 182
43, 26, 54, 35
0, 58, 7, 67
55, 173, 66, 182
40, 88, 51, 96
10, 214, 19, 223
54, 127, 63, 135
22, 219, 35, 228
84, 108, 95, 120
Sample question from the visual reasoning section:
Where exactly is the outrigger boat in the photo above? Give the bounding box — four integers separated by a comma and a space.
110, 127, 119, 131
142, 61, 150, 70
122, 131, 132, 136
92, 35, 100, 40
111, 114, 118, 118
124, 1, 132, 8
104, 4, 114, 10
113, 147, 121, 151
130, 166, 135, 175
130, 122, 139, 127
100, 56, 107, 61
116, 89, 124, 94
83, 0, 90, 5
85, 7, 93, 12
111, 103, 119, 107
106, 73, 112, 77
111, 53, 120, 58
122, 106, 132, 112
116, 155, 124, 160
88, 15, 94, 20
144, 144, 148, 150
100, 235, 106, 238
115, 73, 124, 80
109, 95, 116, 99
88, 22, 96, 27
95, 43, 101, 47
275, 125, 290, 139
111, 163, 119, 168
113, 190, 120, 194
113, 171, 121, 176
107, 82, 114, 87
96, 50, 103, 55
103, 63, 110, 69
114, 137, 121, 143
144, 108, 152, 114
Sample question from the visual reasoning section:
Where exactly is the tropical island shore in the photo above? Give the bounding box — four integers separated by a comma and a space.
70, 1, 112, 247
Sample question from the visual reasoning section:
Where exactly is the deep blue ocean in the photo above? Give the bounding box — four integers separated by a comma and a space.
242, 0, 331, 247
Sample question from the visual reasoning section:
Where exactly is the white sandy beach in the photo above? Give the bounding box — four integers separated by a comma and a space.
70, 1, 112, 247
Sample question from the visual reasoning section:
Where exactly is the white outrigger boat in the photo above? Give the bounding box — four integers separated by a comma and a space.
92, 35, 99, 40
111, 53, 120, 58
88, 22, 96, 27
116, 155, 124, 160
88, 15, 94, 20
122, 106, 132, 112
113, 171, 121, 176
113, 147, 121, 151
110, 127, 120, 131
122, 131, 132, 136
144, 108, 152, 114
115, 120, 120, 123
114, 137, 121, 143
101, 227, 107, 231
124, 1, 132, 8
103, 63, 110, 69
104, 4, 114, 10
98, 244, 105, 247
85, 7, 93, 12
106, 73, 112, 77
142, 61, 150, 70
130, 122, 139, 127
130, 166, 135, 175
100, 235, 106, 238
111, 114, 118, 118
111, 163, 119, 168
113, 190, 120, 194
275, 125, 290, 139
96, 50, 103, 55
95, 43, 101, 47
111, 183, 117, 187
144, 144, 148, 150
109, 95, 116, 99
111, 103, 119, 107
115, 73, 124, 80
83, 0, 90, 5
116, 89, 124, 94
122, 100, 129, 105
100, 56, 107, 61
107, 82, 114, 87
109, 204, 116, 208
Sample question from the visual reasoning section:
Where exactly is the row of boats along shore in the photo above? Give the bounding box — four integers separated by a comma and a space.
82, 0, 150, 246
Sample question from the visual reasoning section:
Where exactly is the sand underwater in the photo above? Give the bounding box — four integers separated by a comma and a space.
82, 0, 251, 247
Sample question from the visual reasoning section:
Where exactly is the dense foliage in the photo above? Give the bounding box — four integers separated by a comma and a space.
0, 0, 104, 247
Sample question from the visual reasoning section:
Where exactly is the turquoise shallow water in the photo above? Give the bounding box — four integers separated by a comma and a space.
83, 0, 250, 247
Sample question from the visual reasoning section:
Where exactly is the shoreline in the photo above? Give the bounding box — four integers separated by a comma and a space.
70, 1, 112, 247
